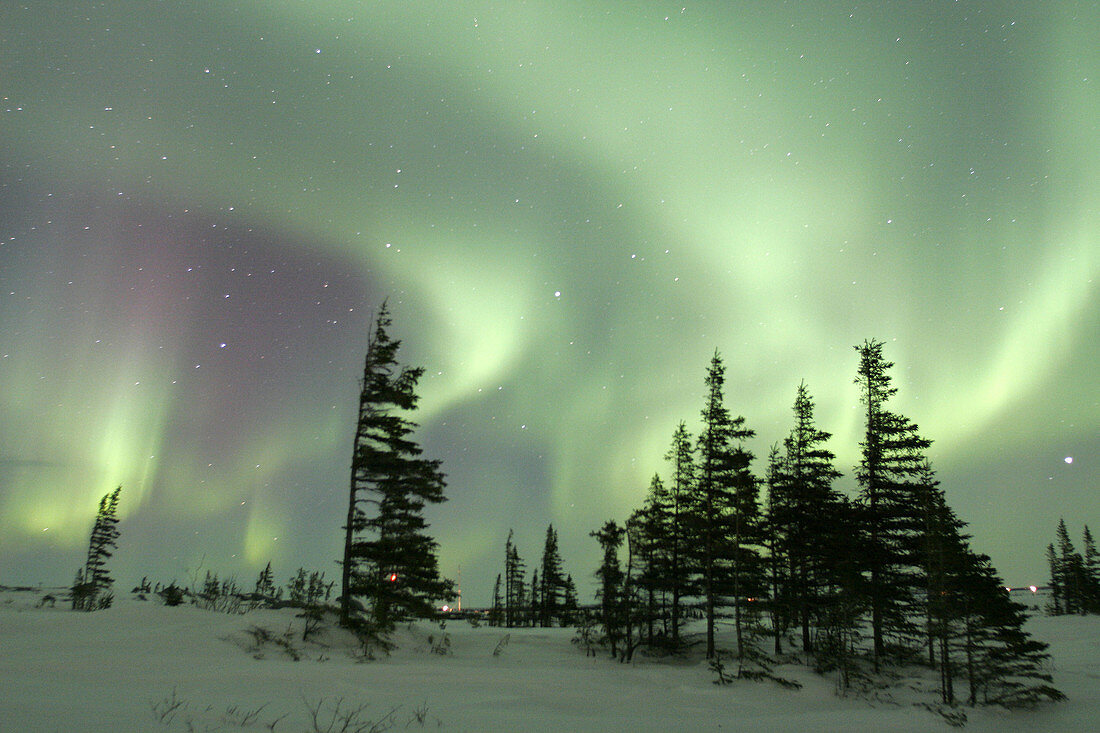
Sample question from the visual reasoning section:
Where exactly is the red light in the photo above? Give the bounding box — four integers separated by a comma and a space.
388, 573, 398, 582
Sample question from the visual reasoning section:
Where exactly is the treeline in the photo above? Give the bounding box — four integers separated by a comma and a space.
583, 340, 1063, 709
488, 525, 581, 627
1047, 519, 1100, 615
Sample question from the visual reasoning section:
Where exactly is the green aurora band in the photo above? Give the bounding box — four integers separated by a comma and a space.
0, 2, 1096, 602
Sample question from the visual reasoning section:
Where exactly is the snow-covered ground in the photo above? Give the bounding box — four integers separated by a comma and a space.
1, 588, 1095, 731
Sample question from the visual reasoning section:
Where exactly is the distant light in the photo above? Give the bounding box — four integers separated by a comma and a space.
1065, 456, 1074, 464
1004, 587, 1011, 592
441, 605, 451, 613
388, 573, 398, 582
1030, 585, 1038, 593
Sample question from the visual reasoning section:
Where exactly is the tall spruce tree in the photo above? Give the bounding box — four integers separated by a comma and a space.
768, 382, 843, 654
339, 304, 454, 630
854, 339, 932, 668
691, 350, 758, 660
73, 485, 122, 611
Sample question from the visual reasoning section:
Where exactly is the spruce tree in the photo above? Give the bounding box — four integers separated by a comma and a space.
1045, 542, 1063, 615
854, 339, 932, 668
504, 530, 526, 627
73, 486, 122, 611
763, 445, 790, 656
529, 569, 541, 627
489, 573, 504, 626
769, 382, 843, 654
955, 552, 1064, 707
539, 524, 566, 626
254, 561, 275, 600
691, 350, 758, 660
1054, 519, 1084, 614
919, 464, 969, 702
812, 494, 865, 690
339, 304, 454, 630
592, 519, 626, 658
1082, 525, 1100, 612
663, 422, 696, 646
636, 474, 672, 643
562, 574, 580, 625
919, 465, 1063, 707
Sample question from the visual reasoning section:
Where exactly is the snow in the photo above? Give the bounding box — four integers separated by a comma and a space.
0, 588, 1096, 731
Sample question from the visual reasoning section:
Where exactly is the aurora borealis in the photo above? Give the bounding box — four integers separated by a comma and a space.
1, 2, 1096, 603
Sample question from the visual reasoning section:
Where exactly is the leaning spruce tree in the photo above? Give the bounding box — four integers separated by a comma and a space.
73, 485, 122, 611
339, 303, 454, 631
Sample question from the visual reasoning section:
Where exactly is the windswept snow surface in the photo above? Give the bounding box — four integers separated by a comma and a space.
0, 590, 1095, 731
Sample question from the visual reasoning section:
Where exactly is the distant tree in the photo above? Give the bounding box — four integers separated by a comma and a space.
1054, 518, 1085, 615
562, 573, 580, 625
339, 304, 455, 631
290, 568, 331, 606
504, 530, 526, 627
72, 486, 122, 611
1048, 519, 1099, 616
253, 561, 276, 601
1045, 542, 1063, 615
489, 573, 504, 626
539, 524, 567, 626
1082, 525, 1100, 612
529, 569, 541, 626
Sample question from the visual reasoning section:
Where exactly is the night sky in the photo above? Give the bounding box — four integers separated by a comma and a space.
1, 2, 1096, 605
